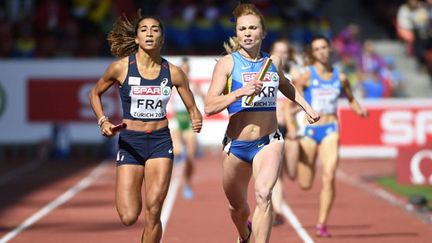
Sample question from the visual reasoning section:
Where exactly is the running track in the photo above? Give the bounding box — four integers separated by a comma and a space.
0, 150, 431, 243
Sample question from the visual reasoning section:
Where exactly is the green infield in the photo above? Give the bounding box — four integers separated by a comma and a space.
376, 176, 432, 208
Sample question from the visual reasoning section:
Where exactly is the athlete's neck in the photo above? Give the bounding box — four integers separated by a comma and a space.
239, 49, 261, 61
314, 62, 332, 74
136, 50, 161, 68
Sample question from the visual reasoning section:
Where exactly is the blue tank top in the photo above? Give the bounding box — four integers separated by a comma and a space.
119, 54, 173, 121
303, 66, 341, 115
225, 51, 279, 115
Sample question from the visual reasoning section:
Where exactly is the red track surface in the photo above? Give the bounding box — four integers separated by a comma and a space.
0, 151, 431, 243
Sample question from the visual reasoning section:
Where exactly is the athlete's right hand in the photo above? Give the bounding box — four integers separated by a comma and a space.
242, 80, 263, 96
306, 110, 320, 124
100, 121, 116, 137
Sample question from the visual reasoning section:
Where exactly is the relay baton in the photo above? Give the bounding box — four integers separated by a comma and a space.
111, 123, 127, 132
245, 58, 272, 106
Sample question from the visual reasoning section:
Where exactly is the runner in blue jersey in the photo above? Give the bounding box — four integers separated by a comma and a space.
89, 12, 202, 243
204, 4, 319, 243
294, 35, 367, 237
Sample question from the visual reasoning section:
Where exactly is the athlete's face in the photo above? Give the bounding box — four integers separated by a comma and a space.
311, 38, 330, 64
135, 18, 164, 51
272, 42, 289, 67
236, 14, 264, 50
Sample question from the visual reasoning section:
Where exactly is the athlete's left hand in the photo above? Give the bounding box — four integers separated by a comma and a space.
358, 107, 368, 118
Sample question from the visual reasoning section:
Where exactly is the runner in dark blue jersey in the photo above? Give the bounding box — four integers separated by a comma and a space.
89, 11, 202, 243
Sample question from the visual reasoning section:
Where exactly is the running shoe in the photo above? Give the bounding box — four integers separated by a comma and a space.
183, 185, 193, 200
237, 220, 252, 243
316, 224, 331, 237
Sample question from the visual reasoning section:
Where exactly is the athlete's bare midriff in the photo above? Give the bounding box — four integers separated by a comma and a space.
226, 111, 277, 140
122, 118, 169, 132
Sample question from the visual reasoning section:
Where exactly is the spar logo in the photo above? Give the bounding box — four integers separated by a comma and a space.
410, 149, 432, 184
381, 110, 432, 145
397, 146, 432, 185
132, 86, 161, 95
242, 72, 277, 82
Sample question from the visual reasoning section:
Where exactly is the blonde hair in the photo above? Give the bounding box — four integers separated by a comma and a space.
223, 4, 266, 54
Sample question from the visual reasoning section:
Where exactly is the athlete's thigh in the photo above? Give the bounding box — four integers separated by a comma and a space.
299, 137, 318, 166
253, 141, 284, 186
170, 129, 183, 156
144, 158, 173, 206
116, 164, 145, 209
283, 138, 300, 177
182, 130, 197, 156
318, 132, 339, 174
223, 153, 252, 206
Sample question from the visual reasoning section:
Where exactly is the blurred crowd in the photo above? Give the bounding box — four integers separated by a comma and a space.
0, 0, 330, 57
0, 0, 426, 98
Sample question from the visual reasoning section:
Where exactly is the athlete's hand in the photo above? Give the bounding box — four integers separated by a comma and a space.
100, 121, 116, 137
306, 110, 320, 124
358, 107, 368, 118
242, 80, 263, 96
191, 119, 202, 133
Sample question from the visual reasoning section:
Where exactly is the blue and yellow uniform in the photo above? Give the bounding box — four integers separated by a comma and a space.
116, 54, 174, 165
223, 51, 283, 163
302, 66, 341, 143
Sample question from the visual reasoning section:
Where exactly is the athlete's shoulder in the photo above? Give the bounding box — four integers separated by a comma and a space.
214, 54, 234, 72
105, 57, 128, 81
167, 62, 186, 85
336, 70, 347, 83
110, 56, 128, 70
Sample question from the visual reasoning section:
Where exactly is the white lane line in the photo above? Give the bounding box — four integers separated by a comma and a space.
0, 160, 109, 243
160, 162, 184, 242
281, 203, 315, 243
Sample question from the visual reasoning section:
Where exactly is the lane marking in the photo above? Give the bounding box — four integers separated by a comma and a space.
0, 160, 109, 243
160, 161, 184, 242
281, 203, 315, 243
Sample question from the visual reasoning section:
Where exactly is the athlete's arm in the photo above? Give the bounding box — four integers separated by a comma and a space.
340, 72, 368, 118
274, 55, 319, 124
204, 55, 260, 116
171, 64, 203, 133
89, 58, 126, 136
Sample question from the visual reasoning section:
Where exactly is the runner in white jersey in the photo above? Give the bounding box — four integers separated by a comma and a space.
169, 57, 204, 200
293, 35, 367, 237
269, 39, 305, 226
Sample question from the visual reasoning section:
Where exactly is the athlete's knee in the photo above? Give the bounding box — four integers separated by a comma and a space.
321, 170, 336, 186
298, 177, 313, 190
118, 210, 140, 226
228, 202, 250, 218
255, 187, 272, 210
147, 199, 164, 217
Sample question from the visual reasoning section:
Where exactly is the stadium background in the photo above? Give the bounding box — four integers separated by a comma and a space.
0, 0, 431, 242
